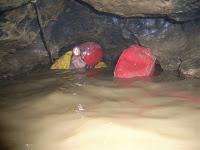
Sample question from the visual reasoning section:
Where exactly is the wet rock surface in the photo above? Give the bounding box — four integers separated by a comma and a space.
48, 1, 138, 59
0, 0, 31, 13
81, 0, 200, 21
0, 0, 200, 79
179, 20, 200, 78
0, 0, 65, 79
120, 18, 187, 71
0, 3, 44, 79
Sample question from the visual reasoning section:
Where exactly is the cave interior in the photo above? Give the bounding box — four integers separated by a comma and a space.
0, 0, 200, 79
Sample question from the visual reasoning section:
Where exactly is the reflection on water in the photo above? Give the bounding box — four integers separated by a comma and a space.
0, 70, 200, 150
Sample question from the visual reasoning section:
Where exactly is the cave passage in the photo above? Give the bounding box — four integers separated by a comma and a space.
0, 0, 200, 150
0, 0, 200, 79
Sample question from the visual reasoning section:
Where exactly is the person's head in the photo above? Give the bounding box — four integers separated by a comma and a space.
71, 42, 103, 69
79, 42, 103, 66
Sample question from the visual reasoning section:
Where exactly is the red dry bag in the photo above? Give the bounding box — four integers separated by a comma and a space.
114, 45, 156, 78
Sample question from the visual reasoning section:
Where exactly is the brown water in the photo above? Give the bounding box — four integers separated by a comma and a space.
0, 70, 200, 150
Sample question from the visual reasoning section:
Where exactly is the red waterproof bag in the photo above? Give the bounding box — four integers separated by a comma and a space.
114, 45, 156, 78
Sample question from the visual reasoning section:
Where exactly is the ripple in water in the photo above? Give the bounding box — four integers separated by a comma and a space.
0, 70, 200, 150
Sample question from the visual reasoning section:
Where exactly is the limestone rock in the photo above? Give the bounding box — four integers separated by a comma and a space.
81, 0, 200, 21
0, 0, 31, 12
126, 19, 187, 71
179, 20, 200, 78
48, 1, 136, 52
0, 0, 65, 79
48, 7, 188, 72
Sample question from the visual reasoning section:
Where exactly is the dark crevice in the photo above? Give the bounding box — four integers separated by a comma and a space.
176, 57, 183, 78
31, 1, 53, 65
128, 32, 140, 45
154, 59, 163, 75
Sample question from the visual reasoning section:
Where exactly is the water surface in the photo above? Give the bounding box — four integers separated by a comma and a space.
0, 70, 200, 150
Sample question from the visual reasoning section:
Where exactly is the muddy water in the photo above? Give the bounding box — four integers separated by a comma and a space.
0, 70, 200, 150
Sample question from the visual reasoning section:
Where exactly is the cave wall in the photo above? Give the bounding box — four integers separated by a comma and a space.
81, 0, 200, 21
0, 0, 65, 79
180, 21, 200, 78
0, 0, 200, 79
0, 3, 46, 78
0, 0, 31, 12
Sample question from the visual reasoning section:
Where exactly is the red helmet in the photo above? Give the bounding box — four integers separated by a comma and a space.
79, 42, 103, 66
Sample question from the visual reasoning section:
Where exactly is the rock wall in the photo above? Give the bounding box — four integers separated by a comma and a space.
0, 0, 199, 79
0, 0, 31, 12
0, 0, 65, 79
81, 0, 200, 21
180, 20, 200, 78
